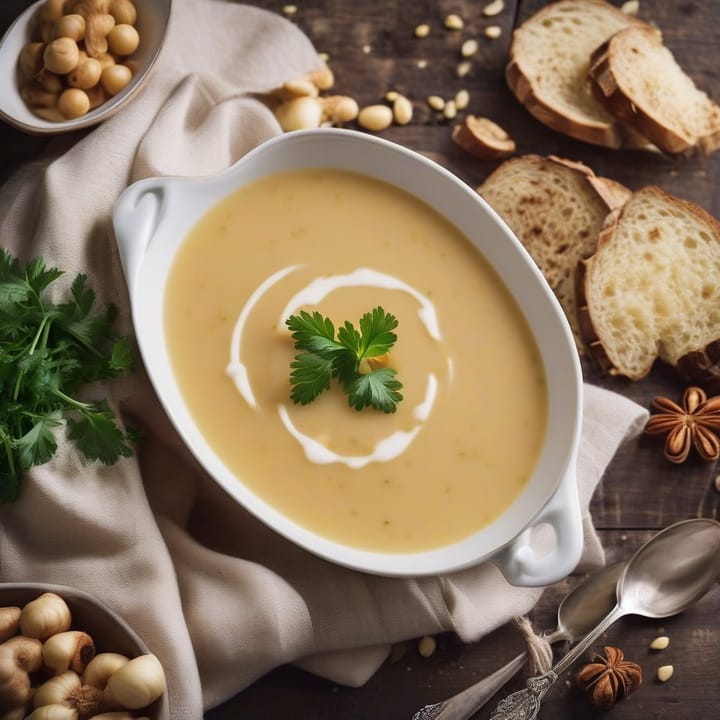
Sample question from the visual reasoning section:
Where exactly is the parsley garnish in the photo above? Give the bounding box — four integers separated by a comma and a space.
0, 250, 135, 502
286, 306, 403, 413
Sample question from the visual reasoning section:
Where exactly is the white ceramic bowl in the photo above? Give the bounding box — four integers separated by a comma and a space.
0, 583, 169, 720
113, 129, 584, 585
0, 0, 171, 134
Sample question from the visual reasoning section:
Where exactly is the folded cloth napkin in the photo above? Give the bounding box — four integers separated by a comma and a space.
0, 1, 650, 717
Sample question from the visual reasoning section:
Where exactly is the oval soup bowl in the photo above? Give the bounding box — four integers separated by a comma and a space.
113, 129, 583, 584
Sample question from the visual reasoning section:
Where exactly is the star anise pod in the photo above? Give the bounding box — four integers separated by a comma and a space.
576, 646, 642, 708
644, 386, 720, 464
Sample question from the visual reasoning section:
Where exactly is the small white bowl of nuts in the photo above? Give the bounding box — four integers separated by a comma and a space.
0, 583, 169, 719
0, 0, 171, 134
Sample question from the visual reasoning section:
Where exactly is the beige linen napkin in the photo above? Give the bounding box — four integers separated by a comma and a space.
0, 1, 649, 717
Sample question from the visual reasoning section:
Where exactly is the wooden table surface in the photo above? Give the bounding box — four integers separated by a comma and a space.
2, 1, 719, 719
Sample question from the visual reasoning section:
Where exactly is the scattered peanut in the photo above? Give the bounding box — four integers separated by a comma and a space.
308, 66, 334, 91
275, 96, 324, 131
621, 0, 640, 14
456, 60, 472, 77
393, 95, 413, 125
362, 44, 372, 54
657, 665, 674, 682
418, 636, 436, 658
282, 4, 297, 15
321, 95, 359, 123
444, 13, 464, 30
649, 636, 670, 651
416, 59, 427, 69
414, 23, 430, 38
426, 95, 445, 111
715, 473, 720, 492
281, 77, 319, 98
482, 0, 505, 17
384, 90, 399, 102
461, 39, 479, 58
454, 89, 470, 110
357, 104, 393, 132
484, 25, 502, 39
443, 100, 457, 120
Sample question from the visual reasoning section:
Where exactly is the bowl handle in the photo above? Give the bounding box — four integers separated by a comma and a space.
492, 465, 583, 587
112, 180, 169, 296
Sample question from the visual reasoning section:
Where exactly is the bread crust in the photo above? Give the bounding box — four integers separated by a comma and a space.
577, 186, 720, 381
589, 26, 720, 155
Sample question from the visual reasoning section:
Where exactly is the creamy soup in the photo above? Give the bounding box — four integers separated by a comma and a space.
164, 169, 547, 552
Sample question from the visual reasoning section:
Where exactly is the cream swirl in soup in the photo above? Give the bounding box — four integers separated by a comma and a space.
164, 169, 547, 552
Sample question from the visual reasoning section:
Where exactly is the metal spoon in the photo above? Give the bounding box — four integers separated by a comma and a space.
411, 562, 624, 720
489, 518, 720, 720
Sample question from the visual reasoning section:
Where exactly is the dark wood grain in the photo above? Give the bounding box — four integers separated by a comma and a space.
2, 1, 719, 719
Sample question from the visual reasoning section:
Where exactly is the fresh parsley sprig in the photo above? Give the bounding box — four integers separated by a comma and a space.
286, 306, 403, 413
0, 249, 135, 503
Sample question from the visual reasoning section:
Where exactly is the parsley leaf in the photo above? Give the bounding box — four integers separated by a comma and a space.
0, 250, 136, 502
286, 306, 403, 413
347, 368, 403, 413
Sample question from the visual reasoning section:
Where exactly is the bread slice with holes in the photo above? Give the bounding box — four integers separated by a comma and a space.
478, 154, 631, 350
506, 0, 649, 148
589, 24, 720, 155
577, 186, 720, 380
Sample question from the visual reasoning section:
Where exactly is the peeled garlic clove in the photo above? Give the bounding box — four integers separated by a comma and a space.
657, 664, 674, 682
19, 593, 71, 641
105, 653, 166, 710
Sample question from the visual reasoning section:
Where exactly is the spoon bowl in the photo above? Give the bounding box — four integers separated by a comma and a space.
617, 518, 720, 617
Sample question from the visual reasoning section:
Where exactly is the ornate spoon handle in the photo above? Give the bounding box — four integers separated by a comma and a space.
489, 606, 623, 720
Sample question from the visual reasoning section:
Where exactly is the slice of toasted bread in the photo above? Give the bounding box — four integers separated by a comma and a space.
478, 154, 630, 350
589, 24, 720, 155
506, 0, 648, 148
452, 116, 516, 159
577, 186, 720, 380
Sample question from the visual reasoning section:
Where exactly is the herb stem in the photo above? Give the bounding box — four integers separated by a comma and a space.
50, 388, 92, 412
